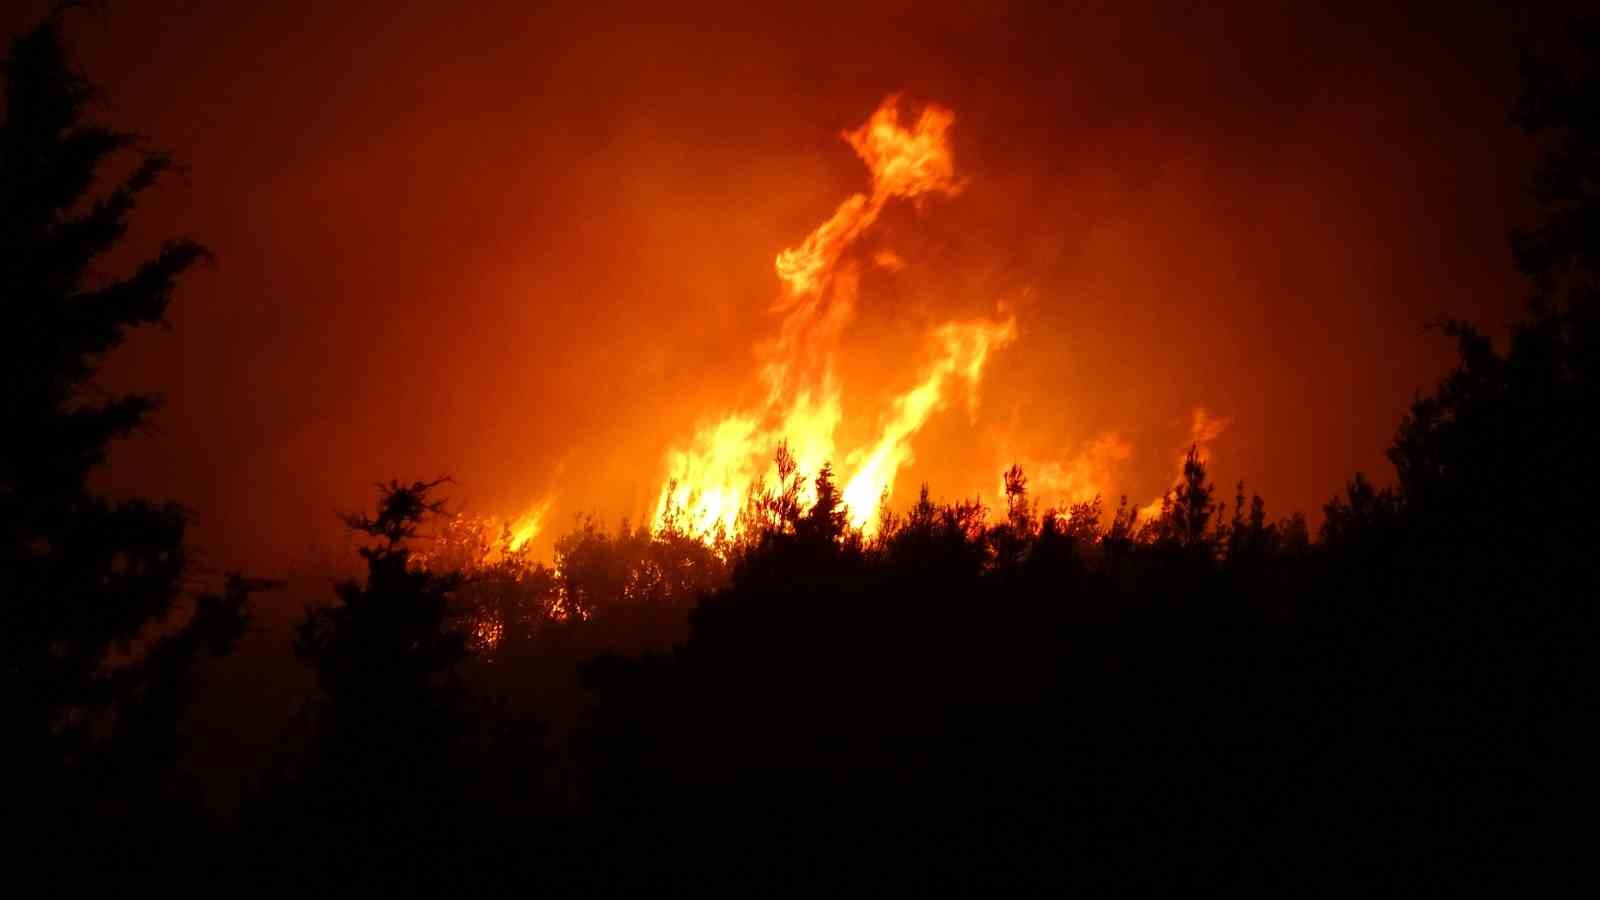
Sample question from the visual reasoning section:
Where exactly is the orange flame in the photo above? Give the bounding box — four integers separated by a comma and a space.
1011, 434, 1134, 512
655, 96, 1008, 536
773, 97, 958, 301
842, 313, 1017, 529
506, 498, 551, 552
410, 495, 551, 573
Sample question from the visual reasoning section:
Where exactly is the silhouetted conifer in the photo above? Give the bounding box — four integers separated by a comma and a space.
0, 9, 248, 841
296, 478, 468, 728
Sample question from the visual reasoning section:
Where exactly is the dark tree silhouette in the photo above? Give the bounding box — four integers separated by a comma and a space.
1511, 22, 1600, 302
0, 8, 248, 837
797, 461, 849, 545
296, 478, 468, 744
269, 478, 485, 893
1380, 22, 1598, 628
988, 462, 1036, 573
1161, 445, 1217, 551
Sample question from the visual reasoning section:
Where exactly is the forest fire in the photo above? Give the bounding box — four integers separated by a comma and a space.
14, 6, 1588, 892
476, 95, 1230, 555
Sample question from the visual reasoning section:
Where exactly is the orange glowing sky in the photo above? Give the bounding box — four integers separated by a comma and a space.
5, 0, 1545, 573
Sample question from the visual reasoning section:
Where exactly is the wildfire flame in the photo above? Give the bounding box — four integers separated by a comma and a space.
1010, 434, 1135, 513
654, 96, 1013, 537
415, 498, 551, 573
483, 96, 1230, 551
841, 314, 1016, 528
506, 498, 551, 552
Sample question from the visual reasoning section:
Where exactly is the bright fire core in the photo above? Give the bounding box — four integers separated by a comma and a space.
653, 97, 1018, 537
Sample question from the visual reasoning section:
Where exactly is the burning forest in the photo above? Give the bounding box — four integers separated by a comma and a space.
5, 4, 1596, 896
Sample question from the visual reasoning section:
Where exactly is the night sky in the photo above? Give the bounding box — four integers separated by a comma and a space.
4, 1, 1548, 574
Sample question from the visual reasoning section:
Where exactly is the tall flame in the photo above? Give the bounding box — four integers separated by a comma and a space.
482, 99, 1236, 557
841, 314, 1016, 528
654, 96, 1009, 536
772, 98, 959, 302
